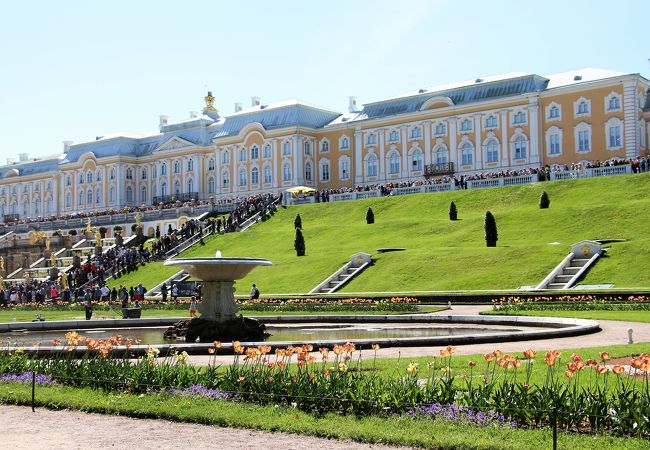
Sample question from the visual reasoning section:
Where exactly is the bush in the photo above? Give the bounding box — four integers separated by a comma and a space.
366, 207, 375, 224
484, 211, 498, 247
539, 191, 550, 209
449, 201, 457, 221
294, 228, 305, 256
68, 230, 77, 236
294, 214, 302, 229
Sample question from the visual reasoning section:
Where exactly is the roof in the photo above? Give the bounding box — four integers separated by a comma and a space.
0, 154, 62, 179
544, 68, 625, 89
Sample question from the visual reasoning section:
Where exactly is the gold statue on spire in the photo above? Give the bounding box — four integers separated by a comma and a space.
203, 91, 217, 113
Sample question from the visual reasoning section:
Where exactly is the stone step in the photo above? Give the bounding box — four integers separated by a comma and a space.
562, 267, 581, 275
547, 283, 567, 289
571, 259, 590, 267
555, 274, 573, 281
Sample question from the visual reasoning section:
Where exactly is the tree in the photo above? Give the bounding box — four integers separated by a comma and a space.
484, 211, 498, 247
294, 214, 302, 229
294, 228, 305, 256
366, 207, 375, 224
449, 201, 458, 221
539, 191, 550, 209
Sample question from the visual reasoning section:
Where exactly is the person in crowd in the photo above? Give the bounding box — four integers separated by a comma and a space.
250, 284, 260, 300
189, 296, 197, 317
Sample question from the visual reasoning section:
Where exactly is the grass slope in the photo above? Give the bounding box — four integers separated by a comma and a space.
113, 173, 650, 294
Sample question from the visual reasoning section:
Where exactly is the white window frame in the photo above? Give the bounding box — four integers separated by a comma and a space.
574, 122, 592, 153
387, 149, 400, 175
388, 129, 400, 143
339, 135, 350, 150
433, 122, 447, 136
365, 133, 377, 147
319, 158, 330, 182
365, 153, 378, 177
338, 156, 350, 180
545, 126, 563, 157
484, 115, 498, 130
263, 165, 272, 184
459, 118, 473, 132
604, 117, 624, 150
433, 144, 448, 164
573, 97, 591, 118
320, 139, 329, 153
604, 92, 622, 112
484, 137, 500, 163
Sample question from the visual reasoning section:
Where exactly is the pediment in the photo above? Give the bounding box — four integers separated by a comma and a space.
155, 136, 196, 152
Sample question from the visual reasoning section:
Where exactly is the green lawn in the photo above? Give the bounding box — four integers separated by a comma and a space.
114, 173, 650, 294
1, 383, 648, 449
484, 309, 650, 323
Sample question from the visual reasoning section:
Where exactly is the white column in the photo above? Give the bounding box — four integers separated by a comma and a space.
272, 140, 279, 190
449, 119, 458, 169
294, 135, 303, 185
623, 79, 639, 158
500, 110, 509, 167
378, 129, 386, 181
423, 121, 431, 166
400, 125, 408, 179
116, 164, 124, 206
354, 128, 363, 183
474, 115, 483, 169
528, 97, 540, 165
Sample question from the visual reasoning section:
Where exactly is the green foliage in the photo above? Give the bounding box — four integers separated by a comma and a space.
294, 228, 305, 256
484, 211, 497, 247
366, 207, 374, 224
294, 214, 302, 229
540, 191, 550, 209
449, 201, 457, 221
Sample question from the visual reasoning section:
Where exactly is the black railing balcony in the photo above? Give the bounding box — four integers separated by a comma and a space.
3, 214, 20, 223
152, 192, 200, 204
424, 162, 455, 177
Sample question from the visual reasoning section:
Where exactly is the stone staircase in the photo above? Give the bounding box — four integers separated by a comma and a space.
309, 253, 371, 295
536, 240, 603, 290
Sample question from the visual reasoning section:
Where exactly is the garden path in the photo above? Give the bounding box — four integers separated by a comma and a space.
187, 304, 650, 365
0, 404, 409, 450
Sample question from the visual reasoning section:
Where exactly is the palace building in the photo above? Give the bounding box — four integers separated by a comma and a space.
1, 67, 649, 221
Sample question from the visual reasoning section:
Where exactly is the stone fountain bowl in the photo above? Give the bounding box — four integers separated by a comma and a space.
164, 257, 272, 282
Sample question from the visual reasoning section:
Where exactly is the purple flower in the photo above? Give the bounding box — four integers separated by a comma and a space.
172, 384, 238, 401
0, 371, 53, 385
408, 403, 515, 428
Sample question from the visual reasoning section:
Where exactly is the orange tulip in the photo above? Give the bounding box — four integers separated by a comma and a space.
484, 353, 494, 362
612, 365, 625, 375
523, 349, 536, 359
468, 360, 476, 367
372, 344, 380, 351
599, 351, 611, 361
565, 370, 574, 378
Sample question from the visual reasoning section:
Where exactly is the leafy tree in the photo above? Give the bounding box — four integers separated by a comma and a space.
294, 214, 302, 229
484, 211, 498, 247
294, 228, 305, 256
449, 201, 458, 221
539, 191, 550, 209
366, 207, 375, 224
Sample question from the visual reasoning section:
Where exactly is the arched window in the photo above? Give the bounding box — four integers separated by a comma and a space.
108, 187, 115, 203
251, 145, 259, 160
187, 159, 194, 172
174, 180, 180, 196
460, 142, 474, 165
79, 173, 84, 184
366, 154, 378, 177
96, 170, 102, 182
388, 151, 400, 174
66, 176, 72, 187
321, 140, 329, 152
339, 156, 350, 180
264, 166, 272, 184
78, 190, 84, 206
96, 188, 101, 204
87, 189, 93, 205
110, 168, 116, 180
549, 106, 560, 119
410, 148, 423, 171
513, 135, 528, 159
208, 158, 215, 170
126, 186, 133, 203
577, 101, 589, 115
282, 163, 292, 181
173, 161, 180, 174
485, 116, 498, 128
485, 139, 499, 163
34, 199, 40, 216
282, 141, 292, 156
141, 168, 147, 180
239, 169, 246, 186
608, 96, 621, 111
460, 119, 472, 132
435, 123, 446, 135
240, 148, 247, 162
305, 162, 312, 181
141, 186, 147, 203
222, 150, 230, 164
340, 136, 349, 149
187, 179, 194, 193
160, 164, 167, 176
263, 144, 272, 158
435, 146, 448, 164
304, 141, 311, 156
46, 198, 52, 214
251, 167, 259, 185
126, 168, 133, 180
23, 200, 29, 217
389, 130, 399, 142
208, 177, 215, 194
160, 183, 167, 198
410, 127, 422, 139
366, 134, 377, 146
87, 171, 93, 184
513, 111, 526, 124
222, 171, 230, 188
320, 160, 330, 181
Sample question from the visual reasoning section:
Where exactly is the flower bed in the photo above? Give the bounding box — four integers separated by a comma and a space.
493, 295, 650, 312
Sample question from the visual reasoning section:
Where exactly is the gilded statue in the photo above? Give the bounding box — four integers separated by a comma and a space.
0, 256, 4, 272
50, 252, 57, 267
135, 212, 142, 228
204, 91, 215, 108
86, 218, 92, 234
60, 273, 68, 289
45, 236, 51, 251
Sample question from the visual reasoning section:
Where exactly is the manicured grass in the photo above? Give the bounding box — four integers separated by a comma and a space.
107, 262, 178, 290
0, 383, 647, 449
104, 173, 650, 294
484, 309, 650, 323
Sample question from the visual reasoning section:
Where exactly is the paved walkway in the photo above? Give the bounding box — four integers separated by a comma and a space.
186, 305, 650, 365
0, 404, 409, 450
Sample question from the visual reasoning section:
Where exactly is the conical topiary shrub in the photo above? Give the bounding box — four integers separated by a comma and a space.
294, 214, 302, 229
294, 228, 305, 256
539, 191, 550, 209
484, 211, 498, 247
449, 201, 458, 221
366, 207, 375, 224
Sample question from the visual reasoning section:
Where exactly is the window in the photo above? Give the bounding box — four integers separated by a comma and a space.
160, 164, 167, 176
264, 166, 272, 184
435, 147, 448, 164
460, 143, 473, 165
577, 102, 588, 114
47, 181, 52, 191
208, 177, 215, 194
339, 157, 350, 180
96, 188, 101, 204
251, 145, 259, 160
187, 159, 194, 172
340, 136, 349, 149
305, 162, 312, 181
304, 142, 311, 156
187, 179, 193, 193
141, 169, 147, 180
608, 96, 620, 111
282, 163, 292, 181
574, 97, 591, 117
222, 150, 230, 164
126, 168, 133, 180
321, 140, 329, 152
152, 166, 157, 178
126, 186, 133, 203
549, 134, 561, 155
23, 200, 28, 217
208, 158, 215, 171
108, 188, 114, 203
161, 183, 167, 197
87, 189, 93, 205
173, 162, 180, 174
435, 123, 446, 135
34, 199, 40, 215
410, 127, 422, 139
460, 119, 472, 132
513, 111, 526, 124
140, 186, 147, 203
251, 167, 259, 185
96, 170, 102, 182
389, 130, 399, 142
549, 106, 560, 119
485, 116, 498, 128
320, 161, 330, 182
79, 173, 84, 184
366, 134, 377, 146
609, 126, 622, 148
388, 151, 400, 174
513, 135, 527, 159
174, 180, 180, 196
486, 139, 499, 163
366, 154, 378, 177
78, 190, 84, 206
66, 176, 71, 187
578, 130, 590, 152
239, 148, 247, 162
282, 141, 292, 156
410, 149, 423, 171
263, 144, 272, 158
222, 171, 230, 188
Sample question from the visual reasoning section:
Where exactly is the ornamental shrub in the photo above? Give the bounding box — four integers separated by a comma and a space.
484, 211, 498, 247
539, 191, 550, 209
366, 207, 375, 224
294, 228, 305, 256
294, 214, 302, 229
449, 201, 458, 220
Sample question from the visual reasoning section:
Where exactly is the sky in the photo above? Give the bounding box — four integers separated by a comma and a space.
1, 0, 649, 160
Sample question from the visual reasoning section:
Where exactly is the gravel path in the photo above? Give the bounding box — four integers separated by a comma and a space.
0, 405, 410, 450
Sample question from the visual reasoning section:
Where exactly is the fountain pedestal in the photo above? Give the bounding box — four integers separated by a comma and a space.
199, 281, 238, 321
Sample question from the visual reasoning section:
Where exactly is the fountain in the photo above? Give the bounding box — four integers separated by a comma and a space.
163, 252, 272, 342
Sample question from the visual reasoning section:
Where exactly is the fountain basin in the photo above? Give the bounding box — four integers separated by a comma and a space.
164, 257, 272, 282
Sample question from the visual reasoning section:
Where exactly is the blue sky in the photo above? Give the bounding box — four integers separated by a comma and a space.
1, 0, 648, 160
